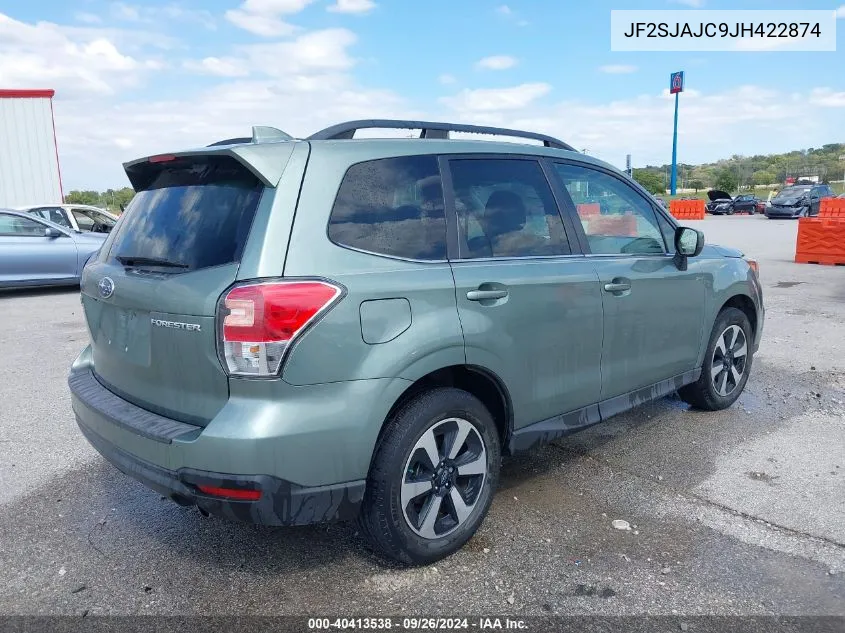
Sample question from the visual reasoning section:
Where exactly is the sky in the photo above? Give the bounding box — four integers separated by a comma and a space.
1, 0, 844, 190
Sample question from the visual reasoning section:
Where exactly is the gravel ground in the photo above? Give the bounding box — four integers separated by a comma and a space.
0, 215, 843, 616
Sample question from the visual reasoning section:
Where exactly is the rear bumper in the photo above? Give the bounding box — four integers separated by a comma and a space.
76, 419, 364, 525
69, 346, 411, 525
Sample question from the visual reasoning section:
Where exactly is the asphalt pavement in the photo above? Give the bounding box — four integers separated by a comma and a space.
0, 215, 843, 616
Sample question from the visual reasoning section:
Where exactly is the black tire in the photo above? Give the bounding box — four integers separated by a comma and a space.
359, 387, 501, 565
727, 207, 735, 216
679, 307, 754, 411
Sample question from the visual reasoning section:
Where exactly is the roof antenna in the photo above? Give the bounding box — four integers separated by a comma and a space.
252, 126, 293, 144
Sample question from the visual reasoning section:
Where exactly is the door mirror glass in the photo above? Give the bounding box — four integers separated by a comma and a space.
675, 226, 703, 257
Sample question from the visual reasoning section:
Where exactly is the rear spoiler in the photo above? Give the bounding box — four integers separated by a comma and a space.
123, 127, 296, 190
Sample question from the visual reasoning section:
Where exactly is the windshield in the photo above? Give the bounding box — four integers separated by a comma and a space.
776, 187, 811, 199
107, 156, 262, 271
72, 209, 116, 231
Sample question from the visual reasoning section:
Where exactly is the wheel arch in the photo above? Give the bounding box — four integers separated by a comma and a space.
372, 364, 514, 469
720, 293, 758, 338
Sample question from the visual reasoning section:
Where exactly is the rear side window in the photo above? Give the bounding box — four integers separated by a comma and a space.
448, 158, 570, 259
108, 156, 262, 271
328, 155, 447, 260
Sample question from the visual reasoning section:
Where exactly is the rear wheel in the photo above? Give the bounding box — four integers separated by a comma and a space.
359, 388, 500, 565
679, 308, 753, 411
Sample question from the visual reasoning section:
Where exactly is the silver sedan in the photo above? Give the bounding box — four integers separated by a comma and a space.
0, 209, 107, 289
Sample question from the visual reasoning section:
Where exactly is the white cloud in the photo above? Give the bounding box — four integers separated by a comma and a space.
671, 0, 705, 7
495, 4, 528, 26
599, 64, 638, 74
183, 57, 249, 77
438, 73, 457, 85
441, 83, 551, 112
836, 5, 845, 18
240, 29, 358, 75
225, 0, 316, 36
111, 3, 141, 21
75, 13, 102, 25
438, 84, 841, 171
328, 0, 376, 14
0, 13, 162, 96
109, 3, 216, 29
476, 55, 518, 70
224, 10, 297, 36
495, 5, 512, 16
809, 88, 845, 108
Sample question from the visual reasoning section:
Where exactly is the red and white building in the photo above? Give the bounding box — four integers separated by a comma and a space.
0, 89, 63, 208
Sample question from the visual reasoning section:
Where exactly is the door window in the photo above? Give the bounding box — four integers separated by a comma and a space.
328, 155, 447, 260
448, 158, 570, 259
0, 213, 49, 236
552, 163, 666, 255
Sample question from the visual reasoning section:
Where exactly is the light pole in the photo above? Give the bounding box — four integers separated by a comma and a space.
669, 71, 684, 196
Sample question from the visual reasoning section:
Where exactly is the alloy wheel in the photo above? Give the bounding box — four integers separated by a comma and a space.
401, 418, 487, 540
710, 325, 748, 397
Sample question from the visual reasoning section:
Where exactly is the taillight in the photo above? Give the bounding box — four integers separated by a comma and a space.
219, 280, 342, 377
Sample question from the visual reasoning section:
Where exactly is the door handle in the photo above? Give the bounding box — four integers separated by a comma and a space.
467, 289, 509, 301
603, 281, 632, 293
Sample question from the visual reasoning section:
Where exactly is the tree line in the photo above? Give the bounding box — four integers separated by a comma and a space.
66, 142, 845, 204
65, 188, 135, 213
632, 142, 844, 195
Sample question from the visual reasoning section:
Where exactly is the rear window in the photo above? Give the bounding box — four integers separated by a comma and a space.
108, 156, 262, 271
328, 155, 447, 260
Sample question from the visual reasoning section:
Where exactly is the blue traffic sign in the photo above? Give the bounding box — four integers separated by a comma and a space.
670, 71, 684, 94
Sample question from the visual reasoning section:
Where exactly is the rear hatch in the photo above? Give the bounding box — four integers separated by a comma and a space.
81, 152, 279, 425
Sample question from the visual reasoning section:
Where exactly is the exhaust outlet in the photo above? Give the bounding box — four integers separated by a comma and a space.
197, 506, 210, 518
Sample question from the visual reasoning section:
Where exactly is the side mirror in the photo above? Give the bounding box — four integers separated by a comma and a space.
674, 226, 704, 271
44, 227, 62, 238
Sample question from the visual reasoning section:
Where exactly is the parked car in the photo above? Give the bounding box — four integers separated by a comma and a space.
706, 189, 734, 215
0, 209, 106, 289
69, 119, 764, 565
653, 195, 668, 210
765, 184, 835, 218
838, 193, 845, 200
20, 204, 118, 234
731, 194, 761, 215
756, 199, 767, 214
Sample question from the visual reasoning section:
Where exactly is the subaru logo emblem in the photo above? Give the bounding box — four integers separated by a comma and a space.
98, 277, 115, 299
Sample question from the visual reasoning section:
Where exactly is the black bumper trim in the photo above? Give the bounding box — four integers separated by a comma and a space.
69, 369, 199, 444
77, 420, 365, 526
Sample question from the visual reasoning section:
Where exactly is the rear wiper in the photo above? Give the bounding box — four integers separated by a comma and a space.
116, 255, 189, 269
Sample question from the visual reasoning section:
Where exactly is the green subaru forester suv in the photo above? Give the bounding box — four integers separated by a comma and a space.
70, 120, 763, 565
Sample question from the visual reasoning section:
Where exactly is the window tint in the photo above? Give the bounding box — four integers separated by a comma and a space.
72, 208, 115, 231
448, 158, 570, 259
0, 213, 47, 236
108, 156, 262, 271
655, 211, 675, 253
553, 163, 666, 255
72, 209, 95, 231
328, 155, 446, 260
33, 207, 70, 227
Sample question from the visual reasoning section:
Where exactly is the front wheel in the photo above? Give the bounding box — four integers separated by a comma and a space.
359, 388, 501, 565
679, 308, 753, 411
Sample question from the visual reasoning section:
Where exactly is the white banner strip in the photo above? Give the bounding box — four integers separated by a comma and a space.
610, 10, 837, 52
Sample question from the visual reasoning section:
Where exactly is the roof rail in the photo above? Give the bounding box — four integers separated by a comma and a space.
207, 125, 293, 147
307, 119, 574, 151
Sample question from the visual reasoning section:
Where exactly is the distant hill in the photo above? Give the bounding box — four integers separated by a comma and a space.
632, 143, 845, 195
